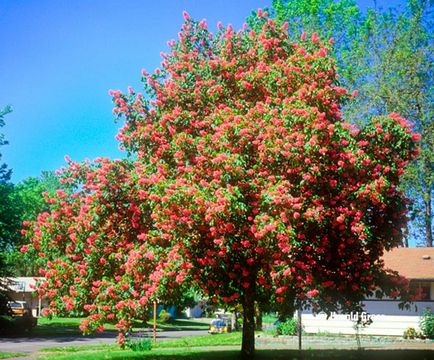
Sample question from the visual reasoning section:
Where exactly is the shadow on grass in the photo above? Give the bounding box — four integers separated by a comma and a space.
0, 353, 27, 360
40, 349, 434, 360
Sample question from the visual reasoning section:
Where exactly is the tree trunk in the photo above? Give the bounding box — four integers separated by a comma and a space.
424, 191, 433, 247
241, 292, 255, 359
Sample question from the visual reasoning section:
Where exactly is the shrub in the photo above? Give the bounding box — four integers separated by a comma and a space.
125, 333, 152, 351
0, 315, 15, 334
403, 327, 418, 339
158, 309, 173, 324
0, 315, 37, 334
276, 318, 298, 335
420, 309, 434, 339
237, 317, 243, 329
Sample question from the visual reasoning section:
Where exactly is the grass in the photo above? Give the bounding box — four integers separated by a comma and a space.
31, 317, 96, 337
41, 332, 240, 353
0, 353, 27, 359
38, 348, 231, 360
154, 332, 241, 348
37, 317, 84, 326
37, 348, 434, 360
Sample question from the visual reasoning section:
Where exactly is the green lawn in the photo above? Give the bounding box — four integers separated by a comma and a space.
39, 349, 231, 360
154, 332, 241, 348
32, 317, 98, 337
31, 316, 208, 337
41, 332, 240, 353
37, 348, 434, 360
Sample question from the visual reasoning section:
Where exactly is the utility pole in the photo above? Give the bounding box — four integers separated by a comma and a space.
297, 306, 302, 351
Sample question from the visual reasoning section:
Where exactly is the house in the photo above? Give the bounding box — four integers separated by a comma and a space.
302, 247, 434, 336
381, 247, 434, 301
5, 277, 47, 317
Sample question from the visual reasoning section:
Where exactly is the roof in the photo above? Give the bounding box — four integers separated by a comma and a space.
382, 247, 434, 280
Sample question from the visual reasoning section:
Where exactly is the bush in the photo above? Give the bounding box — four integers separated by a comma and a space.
403, 327, 419, 339
237, 317, 243, 329
0, 315, 15, 334
276, 317, 298, 335
158, 309, 173, 324
420, 309, 434, 339
125, 333, 152, 351
0, 315, 37, 335
0, 292, 10, 316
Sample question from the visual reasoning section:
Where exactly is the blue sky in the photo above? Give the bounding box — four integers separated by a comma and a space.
1, 0, 407, 183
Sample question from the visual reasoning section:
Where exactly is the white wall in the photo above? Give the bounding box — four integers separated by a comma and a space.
301, 313, 421, 336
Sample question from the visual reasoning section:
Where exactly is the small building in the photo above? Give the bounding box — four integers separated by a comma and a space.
302, 247, 434, 336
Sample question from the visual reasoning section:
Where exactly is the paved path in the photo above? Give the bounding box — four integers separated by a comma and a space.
0, 333, 116, 354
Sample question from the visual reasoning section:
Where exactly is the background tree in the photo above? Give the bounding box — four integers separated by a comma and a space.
5, 171, 61, 276
0, 182, 17, 253
0, 105, 13, 313
0, 255, 12, 315
0, 106, 12, 183
262, 0, 433, 246
0, 106, 16, 252
24, 14, 420, 358
13, 171, 60, 222
349, 1, 433, 247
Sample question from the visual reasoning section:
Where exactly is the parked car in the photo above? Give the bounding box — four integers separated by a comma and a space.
7, 301, 31, 316
208, 318, 231, 334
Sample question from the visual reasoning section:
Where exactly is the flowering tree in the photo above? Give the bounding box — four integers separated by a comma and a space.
23, 11, 420, 357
